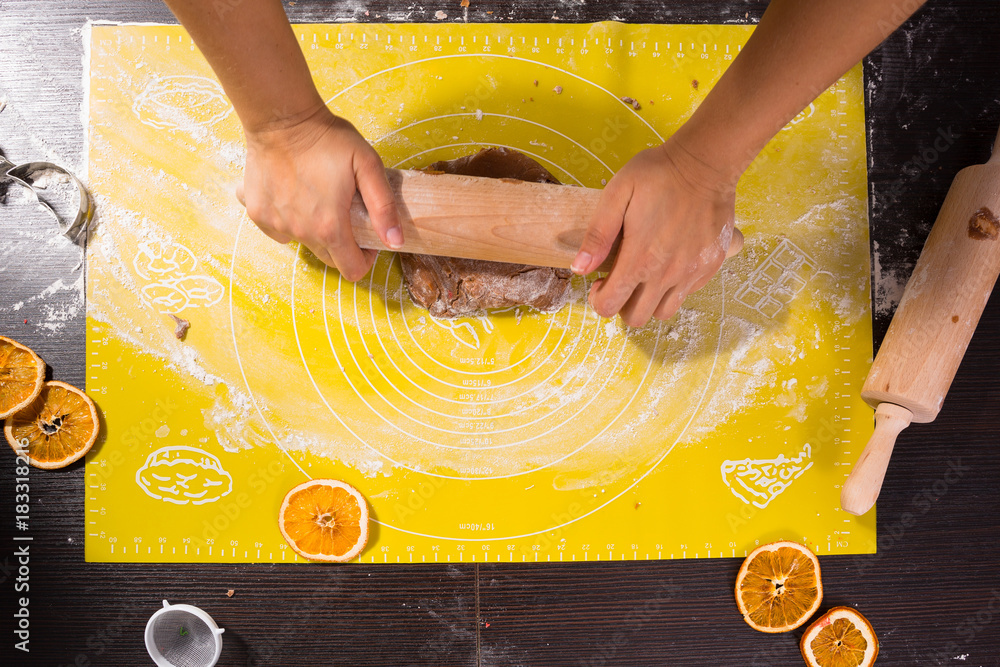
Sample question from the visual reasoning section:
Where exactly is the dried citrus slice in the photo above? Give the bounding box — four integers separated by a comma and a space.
735, 540, 823, 633
4, 380, 100, 469
801, 606, 879, 667
278, 479, 369, 562
0, 336, 45, 420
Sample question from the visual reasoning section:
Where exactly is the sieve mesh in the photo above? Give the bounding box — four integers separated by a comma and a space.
150, 609, 219, 667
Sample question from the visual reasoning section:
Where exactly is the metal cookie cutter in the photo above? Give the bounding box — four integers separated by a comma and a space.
1, 154, 93, 244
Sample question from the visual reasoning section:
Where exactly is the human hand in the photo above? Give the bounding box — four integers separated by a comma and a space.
237, 107, 401, 282
571, 139, 738, 327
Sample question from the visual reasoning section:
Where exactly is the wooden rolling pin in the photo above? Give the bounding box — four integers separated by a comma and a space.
841, 124, 1000, 516
350, 169, 744, 270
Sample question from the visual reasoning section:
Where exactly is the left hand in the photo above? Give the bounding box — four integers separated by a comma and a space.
571, 138, 738, 327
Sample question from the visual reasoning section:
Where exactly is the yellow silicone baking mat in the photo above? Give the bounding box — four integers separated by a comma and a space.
84, 22, 876, 563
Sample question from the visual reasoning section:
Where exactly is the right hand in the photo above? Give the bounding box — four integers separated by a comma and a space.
237, 107, 401, 281
572, 139, 738, 327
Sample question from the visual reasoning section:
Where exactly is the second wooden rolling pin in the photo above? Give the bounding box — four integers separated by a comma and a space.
350, 169, 744, 270
841, 124, 1000, 516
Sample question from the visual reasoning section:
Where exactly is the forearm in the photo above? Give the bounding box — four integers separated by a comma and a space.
163, 0, 323, 134
674, 0, 928, 182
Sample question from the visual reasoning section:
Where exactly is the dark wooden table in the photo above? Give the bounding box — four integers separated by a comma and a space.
2, 1, 999, 665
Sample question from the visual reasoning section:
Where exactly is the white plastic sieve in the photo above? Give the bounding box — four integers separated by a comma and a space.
144, 600, 225, 667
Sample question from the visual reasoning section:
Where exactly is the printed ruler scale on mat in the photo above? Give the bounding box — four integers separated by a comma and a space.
85, 22, 876, 564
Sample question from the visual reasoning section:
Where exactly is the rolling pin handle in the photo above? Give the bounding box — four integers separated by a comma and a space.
840, 402, 913, 516
728, 228, 745, 258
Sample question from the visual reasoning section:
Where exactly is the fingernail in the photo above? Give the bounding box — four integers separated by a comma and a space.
571, 252, 592, 274
386, 226, 403, 249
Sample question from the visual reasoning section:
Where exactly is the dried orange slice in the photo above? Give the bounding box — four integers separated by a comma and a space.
4, 380, 100, 469
278, 479, 369, 562
801, 606, 879, 667
735, 540, 823, 633
0, 336, 45, 420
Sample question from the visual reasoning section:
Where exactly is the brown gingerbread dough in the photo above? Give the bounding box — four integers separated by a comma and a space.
399, 148, 572, 318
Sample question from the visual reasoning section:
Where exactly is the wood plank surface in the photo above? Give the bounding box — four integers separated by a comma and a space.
1, 1, 998, 665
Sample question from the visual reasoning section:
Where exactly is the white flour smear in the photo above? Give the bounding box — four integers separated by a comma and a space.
872, 240, 908, 316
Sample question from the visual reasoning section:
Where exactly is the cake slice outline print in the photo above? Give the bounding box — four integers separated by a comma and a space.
721, 443, 814, 509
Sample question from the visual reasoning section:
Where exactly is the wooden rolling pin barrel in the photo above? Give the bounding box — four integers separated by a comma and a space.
350, 169, 744, 270
841, 124, 1000, 516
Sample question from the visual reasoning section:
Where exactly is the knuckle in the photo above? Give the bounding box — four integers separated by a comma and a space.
368, 199, 397, 221
597, 306, 618, 320
654, 308, 675, 322
585, 228, 614, 252
645, 247, 672, 274
339, 263, 365, 282
320, 223, 349, 250
633, 264, 653, 284
635, 259, 670, 285
653, 300, 673, 319
623, 312, 646, 328
284, 223, 308, 244
588, 295, 614, 319
356, 150, 384, 173
337, 223, 360, 248
244, 200, 268, 224
324, 233, 344, 250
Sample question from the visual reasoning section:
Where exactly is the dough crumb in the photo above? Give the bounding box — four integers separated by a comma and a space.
474, 109, 483, 121
692, 79, 699, 90
226, 589, 235, 598
460, 0, 470, 7
435, 10, 447, 20
968, 206, 999, 240
168, 314, 190, 340
621, 96, 641, 110
533, 79, 539, 86
553, 85, 563, 94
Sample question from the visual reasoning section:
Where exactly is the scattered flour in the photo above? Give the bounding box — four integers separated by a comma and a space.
22, 168, 72, 190
872, 240, 907, 316
74, 19, 875, 508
